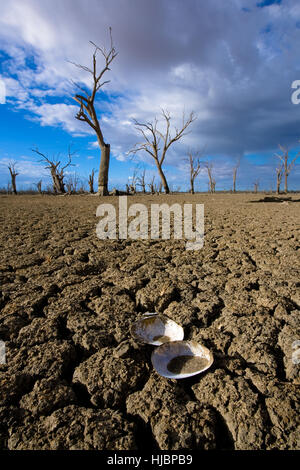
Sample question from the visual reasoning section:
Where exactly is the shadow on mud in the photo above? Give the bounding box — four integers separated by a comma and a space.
248, 196, 300, 203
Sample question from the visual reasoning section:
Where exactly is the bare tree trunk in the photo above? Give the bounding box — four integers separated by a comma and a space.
156, 162, 169, 194
276, 166, 283, 195
232, 158, 240, 193
253, 181, 259, 193
11, 175, 17, 194
35, 180, 42, 194
8, 164, 18, 195
275, 146, 300, 195
233, 168, 237, 193
137, 169, 146, 193
190, 178, 194, 194
51, 169, 65, 194
206, 165, 215, 194
284, 161, 288, 194
88, 169, 95, 194
276, 178, 280, 195
148, 177, 156, 195
186, 150, 202, 194
32, 148, 73, 195
97, 143, 110, 196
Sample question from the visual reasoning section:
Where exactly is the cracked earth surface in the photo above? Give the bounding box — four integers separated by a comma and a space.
0, 193, 299, 450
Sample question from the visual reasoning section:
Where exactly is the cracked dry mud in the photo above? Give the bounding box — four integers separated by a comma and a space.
0, 193, 299, 450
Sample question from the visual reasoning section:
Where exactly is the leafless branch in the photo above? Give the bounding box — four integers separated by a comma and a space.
129, 109, 196, 193
32, 147, 75, 194
275, 144, 300, 193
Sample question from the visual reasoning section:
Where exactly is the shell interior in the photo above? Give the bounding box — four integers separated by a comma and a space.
151, 340, 213, 379
131, 314, 184, 346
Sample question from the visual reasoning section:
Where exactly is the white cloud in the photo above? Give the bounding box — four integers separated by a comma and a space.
115, 154, 127, 162
26, 102, 93, 134
88, 141, 99, 149
2, 76, 29, 103
0, 156, 49, 179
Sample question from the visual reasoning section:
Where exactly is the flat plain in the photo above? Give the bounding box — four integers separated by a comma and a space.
0, 193, 299, 450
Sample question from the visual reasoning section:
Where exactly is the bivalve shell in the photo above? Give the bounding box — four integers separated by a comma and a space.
131, 313, 184, 346
151, 340, 213, 379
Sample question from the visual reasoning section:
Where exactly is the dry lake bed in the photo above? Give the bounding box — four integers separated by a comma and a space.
0, 193, 299, 450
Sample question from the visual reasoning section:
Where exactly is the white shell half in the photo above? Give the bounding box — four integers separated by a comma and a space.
131, 313, 184, 346
151, 340, 213, 379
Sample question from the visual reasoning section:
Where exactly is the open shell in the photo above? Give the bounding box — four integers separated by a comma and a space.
131, 313, 184, 346
151, 340, 213, 379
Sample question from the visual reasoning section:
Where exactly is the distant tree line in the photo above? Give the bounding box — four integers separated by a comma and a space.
5, 145, 299, 195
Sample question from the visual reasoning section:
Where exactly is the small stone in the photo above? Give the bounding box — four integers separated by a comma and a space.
113, 341, 130, 358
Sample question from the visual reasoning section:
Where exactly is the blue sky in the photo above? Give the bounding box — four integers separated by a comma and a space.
0, 0, 300, 192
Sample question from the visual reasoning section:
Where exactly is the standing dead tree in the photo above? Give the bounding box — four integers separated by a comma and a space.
34, 180, 42, 194
8, 163, 19, 195
253, 179, 259, 193
70, 28, 117, 196
232, 157, 240, 193
137, 169, 146, 193
32, 147, 74, 194
88, 169, 96, 194
128, 170, 138, 194
65, 172, 80, 194
130, 110, 196, 194
185, 150, 202, 194
205, 163, 216, 193
147, 176, 156, 195
275, 162, 284, 195
126, 170, 137, 194
275, 145, 300, 194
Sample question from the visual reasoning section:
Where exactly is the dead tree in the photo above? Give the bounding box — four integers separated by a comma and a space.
128, 183, 136, 194
8, 163, 18, 195
232, 157, 240, 193
147, 176, 156, 195
275, 145, 300, 194
65, 172, 80, 194
185, 150, 202, 194
205, 163, 216, 193
130, 110, 196, 194
32, 147, 74, 194
34, 180, 42, 194
65, 178, 73, 194
137, 169, 146, 193
70, 28, 117, 196
128, 170, 138, 194
275, 163, 284, 194
253, 179, 259, 193
88, 169, 95, 194
78, 183, 86, 194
